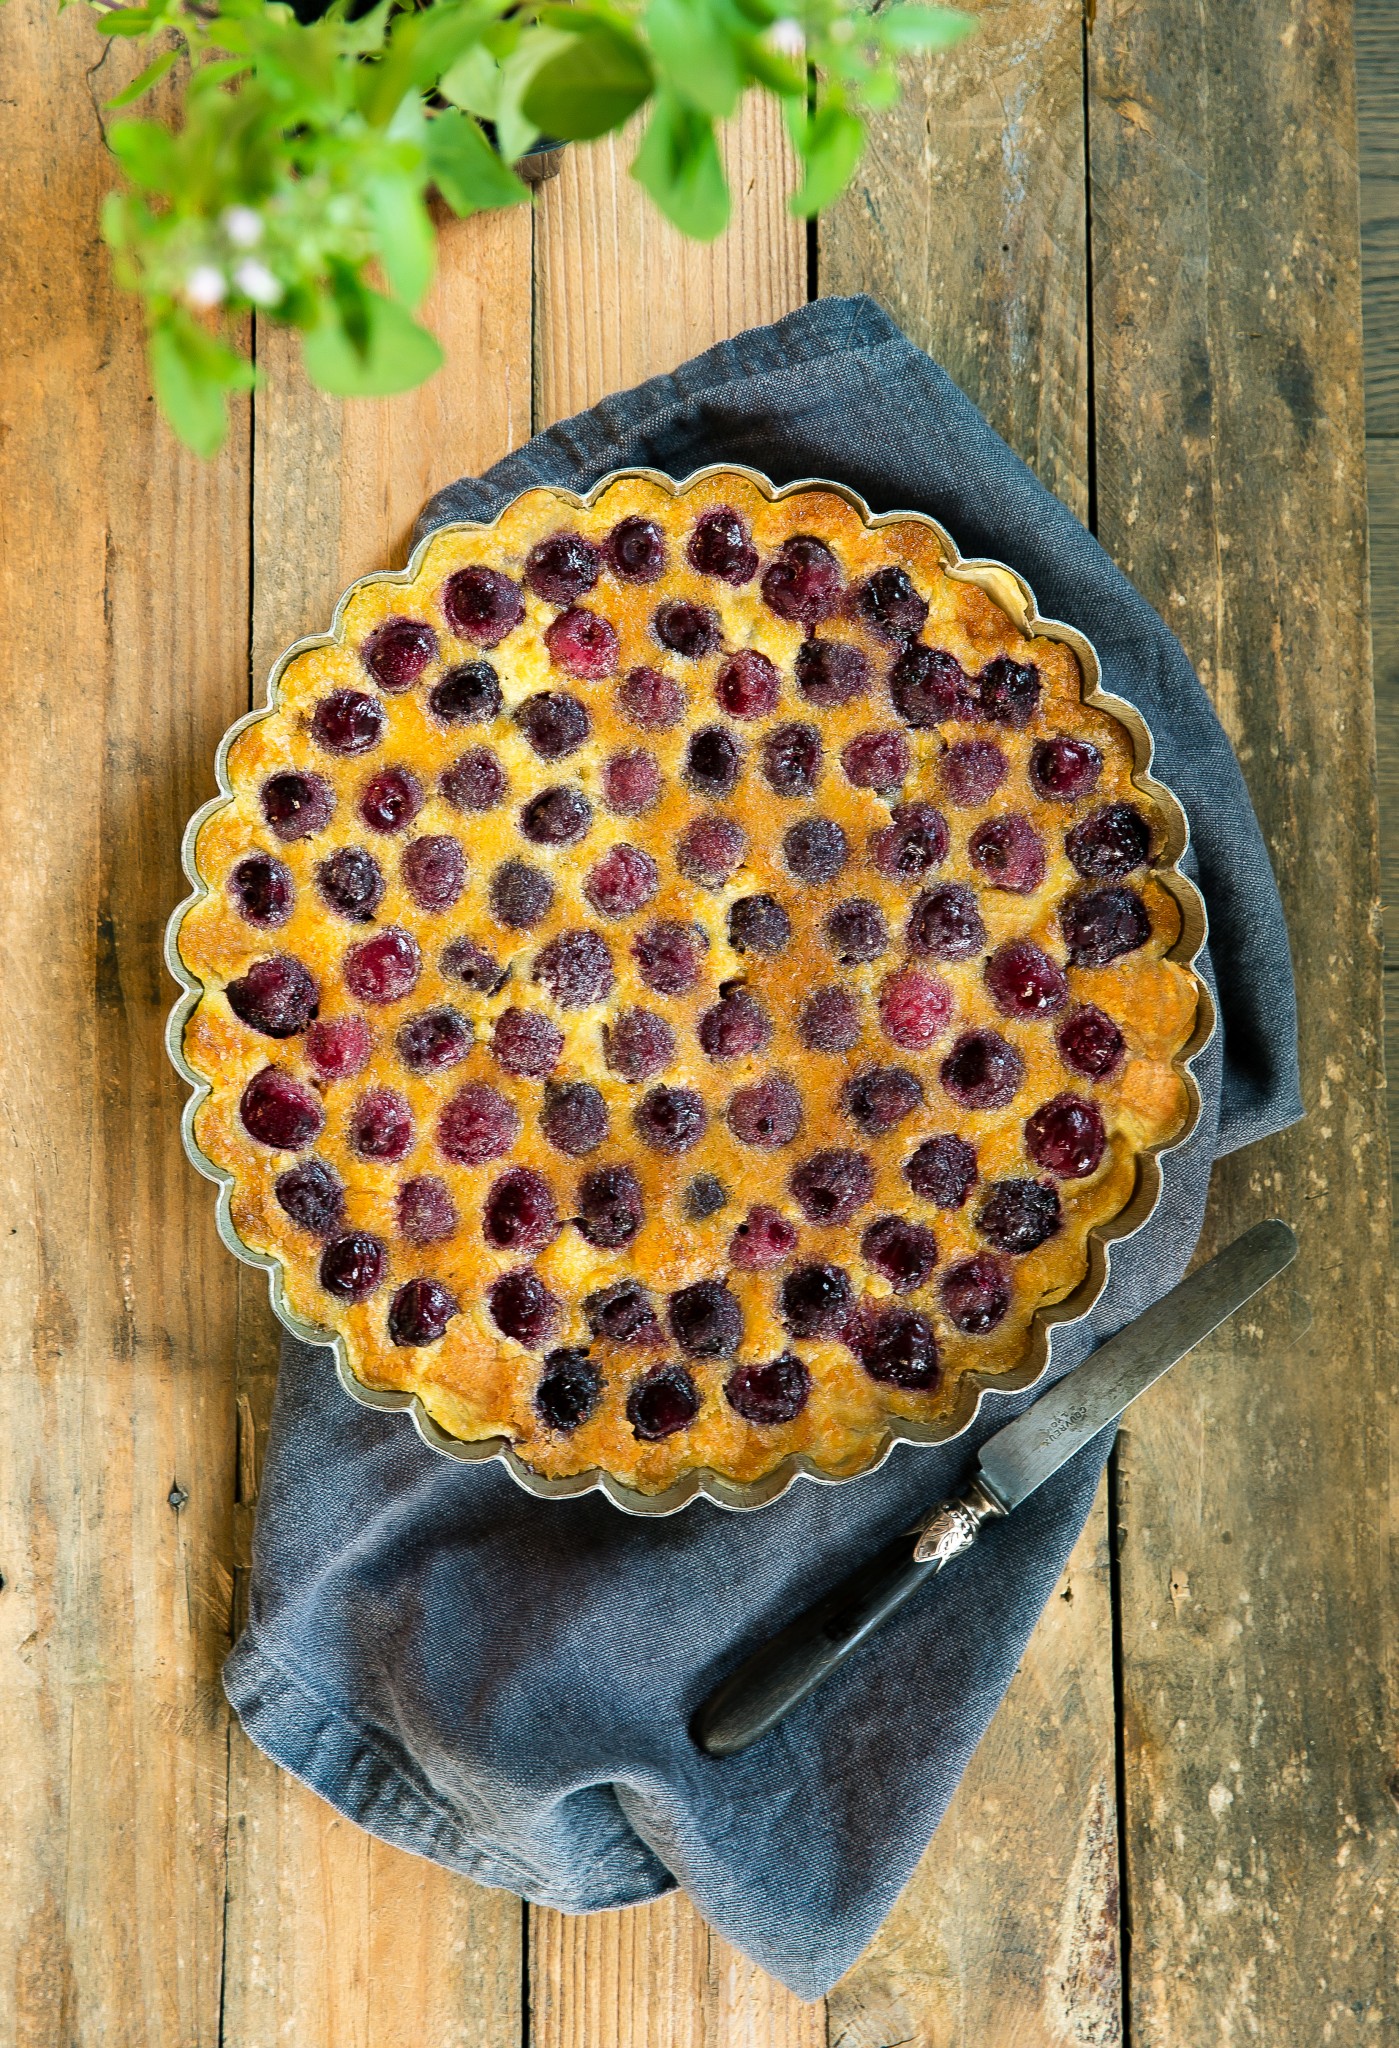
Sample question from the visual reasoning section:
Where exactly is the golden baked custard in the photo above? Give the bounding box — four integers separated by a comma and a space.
173, 469, 1201, 1499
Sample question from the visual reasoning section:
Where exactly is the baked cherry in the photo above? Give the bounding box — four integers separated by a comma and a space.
577, 1164, 645, 1248
798, 986, 861, 1053
969, 814, 1046, 894
533, 929, 614, 1009
488, 1268, 560, 1347
437, 1082, 521, 1164
239, 1067, 323, 1149
358, 765, 423, 834
261, 770, 334, 841
541, 1082, 609, 1156
526, 531, 600, 604
603, 1007, 675, 1082
520, 785, 593, 846
274, 1159, 343, 1238
841, 729, 910, 792
442, 566, 524, 646
388, 1278, 459, 1347
879, 966, 953, 1050
618, 666, 683, 730
490, 860, 554, 930
534, 1349, 603, 1431
687, 506, 757, 583
226, 954, 318, 1038
684, 725, 742, 797
715, 650, 780, 719
401, 835, 466, 913
319, 1230, 387, 1302
783, 817, 847, 884
305, 1015, 371, 1081
1024, 1093, 1107, 1178
603, 749, 662, 814
1066, 802, 1151, 878
396, 1175, 458, 1245
361, 616, 436, 691
634, 1085, 706, 1153
1030, 735, 1102, 801
842, 1065, 923, 1137
343, 928, 420, 1004
762, 720, 823, 796
428, 661, 502, 726
483, 1167, 559, 1253
862, 1215, 938, 1293
517, 691, 590, 760
781, 1262, 853, 1339
653, 599, 721, 659
728, 894, 791, 956
348, 1087, 413, 1163
312, 689, 385, 756
1056, 1004, 1126, 1079
789, 1149, 874, 1225
1061, 885, 1151, 966
586, 844, 660, 918
869, 802, 949, 881
668, 1280, 742, 1357
607, 516, 667, 582
977, 655, 1040, 728
985, 940, 1069, 1020
683, 1174, 728, 1220
940, 1028, 1025, 1109
890, 644, 972, 726
906, 1132, 978, 1208
856, 564, 928, 642
632, 919, 705, 995
940, 1252, 1012, 1334
940, 739, 1008, 807
850, 1306, 940, 1390
492, 1007, 564, 1079
627, 1363, 700, 1440
824, 897, 888, 964
906, 881, 986, 960
396, 1005, 472, 1073
316, 846, 384, 923
545, 607, 619, 680
441, 746, 506, 812
795, 638, 870, 708
440, 937, 505, 994
677, 815, 745, 887
229, 853, 293, 928
725, 1356, 811, 1425
727, 1074, 802, 1148
585, 1280, 662, 1345
729, 1205, 799, 1269
761, 535, 842, 626
698, 989, 770, 1060
978, 1178, 1062, 1254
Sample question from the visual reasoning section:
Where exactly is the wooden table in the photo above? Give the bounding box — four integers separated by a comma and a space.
3, 1, 1394, 2040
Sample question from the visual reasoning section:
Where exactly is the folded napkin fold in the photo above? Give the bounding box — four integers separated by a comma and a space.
223, 296, 1302, 1999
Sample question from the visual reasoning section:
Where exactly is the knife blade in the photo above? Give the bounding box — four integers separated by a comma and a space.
692, 1218, 1297, 1757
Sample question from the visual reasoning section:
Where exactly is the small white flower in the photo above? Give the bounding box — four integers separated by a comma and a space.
234, 258, 284, 308
766, 16, 805, 56
185, 264, 227, 309
221, 205, 265, 250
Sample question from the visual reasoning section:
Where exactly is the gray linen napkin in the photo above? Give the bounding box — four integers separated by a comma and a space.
222, 296, 1302, 1999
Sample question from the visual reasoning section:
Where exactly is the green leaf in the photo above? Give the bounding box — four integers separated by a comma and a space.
875, 4, 978, 52
425, 107, 530, 214
105, 46, 178, 109
149, 313, 255, 460
789, 101, 864, 214
301, 287, 445, 397
630, 93, 729, 239
438, 43, 501, 120
365, 168, 436, 307
645, 0, 743, 119
97, 11, 162, 37
108, 118, 180, 192
521, 20, 653, 141
735, 34, 805, 98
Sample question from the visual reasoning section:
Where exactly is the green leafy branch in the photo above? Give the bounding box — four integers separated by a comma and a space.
88, 0, 976, 455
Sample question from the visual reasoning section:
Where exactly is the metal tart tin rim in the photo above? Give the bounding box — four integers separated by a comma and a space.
165, 462, 1215, 1517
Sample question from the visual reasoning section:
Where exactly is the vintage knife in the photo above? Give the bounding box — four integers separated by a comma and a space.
693, 1218, 1298, 1757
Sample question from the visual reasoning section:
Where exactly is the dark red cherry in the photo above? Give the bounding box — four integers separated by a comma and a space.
1030, 735, 1102, 801
534, 1349, 603, 1430
627, 1363, 700, 1440
618, 666, 683, 730
698, 989, 770, 1060
488, 1267, 560, 1347
687, 506, 757, 583
541, 1082, 609, 1157
684, 725, 742, 798
985, 940, 1069, 1020
862, 1215, 938, 1294
798, 987, 861, 1053
607, 516, 667, 582
526, 530, 600, 604
490, 859, 554, 930
492, 1007, 564, 1079
442, 566, 524, 646
545, 607, 619, 680
517, 691, 590, 760
940, 1029, 1024, 1109
305, 1015, 371, 1081
1056, 1004, 1126, 1078
520, 785, 593, 847
533, 929, 614, 1009
677, 814, 745, 887
401, 835, 466, 913
441, 746, 507, 812
906, 882, 985, 960
437, 1082, 520, 1165
603, 1007, 675, 1082
1061, 886, 1151, 966
842, 1065, 923, 1137
727, 1075, 802, 1148
856, 564, 929, 642
654, 599, 721, 659
879, 967, 953, 1050
585, 1280, 663, 1345
261, 771, 334, 841
316, 846, 384, 923
348, 1087, 413, 1163
343, 928, 420, 1004
715, 650, 779, 719
396, 1006, 471, 1074
976, 655, 1041, 728
577, 1164, 645, 1248
586, 844, 660, 918
978, 1177, 1062, 1254
359, 765, 423, 835
869, 802, 949, 881
388, 1278, 459, 1346
781, 1262, 852, 1339
841, 729, 910, 792
683, 1174, 728, 1220
1025, 1093, 1107, 1178
906, 1133, 978, 1210
761, 720, 822, 797
668, 1280, 741, 1357
728, 894, 791, 956
319, 1230, 386, 1302
229, 853, 292, 928
361, 616, 436, 691
428, 660, 501, 725
1066, 803, 1152, 878
396, 1175, 458, 1245
850, 1306, 940, 1390
725, 1356, 811, 1425
795, 638, 870, 707
633, 1086, 706, 1154
730, 1205, 799, 1269
789, 1149, 874, 1225
312, 689, 385, 756
761, 535, 842, 626
274, 1158, 343, 1238
940, 1253, 1012, 1334
226, 954, 318, 1038
440, 936, 505, 994
969, 814, 1046, 894
824, 897, 888, 964
632, 919, 705, 995
483, 1167, 558, 1253
783, 817, 847, 885
940, 739, 1008, 807
239, 1068, 323, 1149
890, 644, 972, 726
603, 749, 662, 814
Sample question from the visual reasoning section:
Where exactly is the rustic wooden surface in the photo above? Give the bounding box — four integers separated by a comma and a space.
0, 0, 1393, 2042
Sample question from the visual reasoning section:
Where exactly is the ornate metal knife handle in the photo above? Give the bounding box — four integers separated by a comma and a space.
912, 1476, 1007, 1565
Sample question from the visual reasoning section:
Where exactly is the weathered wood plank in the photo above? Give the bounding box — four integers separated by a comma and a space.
1369, 438, 1399, 1237
1358, 0, 1399, 434
1089, 1, 1398, 2038
218, 204, 532, 2048
0, 7, 248, 2044
529, 98, 815, 2042
821, 4, 1123, 2036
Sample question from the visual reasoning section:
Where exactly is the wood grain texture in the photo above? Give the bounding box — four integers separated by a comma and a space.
1089, 1, 1398, 2038
821, 5, 1123, 2036
0, 7, 248, 2044
1358, 0, 1399, 434
533, 96, 805, 431
218, 204, 533, 2048
1369, 439, 1399, 1239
